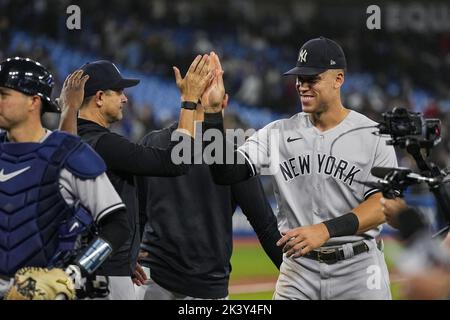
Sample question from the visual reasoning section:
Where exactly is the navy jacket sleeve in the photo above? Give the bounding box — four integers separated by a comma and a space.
94, 131, 192, 177
231, 177, 283, 269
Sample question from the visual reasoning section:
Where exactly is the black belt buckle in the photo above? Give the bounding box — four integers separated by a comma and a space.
317, 248, 339, 264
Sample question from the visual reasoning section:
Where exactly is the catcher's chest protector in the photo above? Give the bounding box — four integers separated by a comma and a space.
0, 132, 82, 277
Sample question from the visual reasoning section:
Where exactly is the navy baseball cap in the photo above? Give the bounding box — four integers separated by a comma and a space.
284, 36, 347, 76
80, 60, 140, 98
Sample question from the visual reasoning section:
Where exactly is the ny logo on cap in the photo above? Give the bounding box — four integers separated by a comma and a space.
298, 49, 308, 63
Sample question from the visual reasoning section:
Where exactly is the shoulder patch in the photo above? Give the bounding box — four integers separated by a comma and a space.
65, 142, 107, 179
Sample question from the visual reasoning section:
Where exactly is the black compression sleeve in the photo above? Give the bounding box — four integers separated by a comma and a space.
203, 112, 253, 185
232, 177, 283, 269
94, 132, 192, 177
97, 208, 130, 253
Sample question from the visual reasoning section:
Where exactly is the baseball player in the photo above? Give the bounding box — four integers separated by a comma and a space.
203, 38, 398, 300
57, 56, 214, 299
0, 57, 129, 299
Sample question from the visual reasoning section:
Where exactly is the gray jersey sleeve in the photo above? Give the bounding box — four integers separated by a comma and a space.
363, 135, 398, 199
238, 122, 281, 176
59, 168, 125, 223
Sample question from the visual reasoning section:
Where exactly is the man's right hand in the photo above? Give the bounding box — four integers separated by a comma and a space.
173, 54, 214, 103
57, 70, 89, 112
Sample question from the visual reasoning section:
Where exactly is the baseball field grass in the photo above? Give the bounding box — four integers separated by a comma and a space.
229, 237, 403, 300
229, 239, 277, 300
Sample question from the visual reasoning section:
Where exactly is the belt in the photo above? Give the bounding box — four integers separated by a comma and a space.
303, 241, 369, 264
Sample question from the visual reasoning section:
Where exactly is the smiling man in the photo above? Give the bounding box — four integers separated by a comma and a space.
203, 37, 398, 300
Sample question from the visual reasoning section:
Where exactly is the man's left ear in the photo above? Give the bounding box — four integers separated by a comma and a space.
334, 72, 345, 89
30, 95, 42, 112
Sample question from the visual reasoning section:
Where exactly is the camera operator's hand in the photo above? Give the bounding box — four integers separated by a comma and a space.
380, 197, 407, 229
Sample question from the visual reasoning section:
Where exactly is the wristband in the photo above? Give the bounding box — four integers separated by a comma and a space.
75, 237, 113, 275
323, 212, 359, 237
181, 101, 197, 110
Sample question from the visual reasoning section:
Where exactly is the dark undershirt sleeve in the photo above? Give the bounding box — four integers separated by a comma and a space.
231, 178, 282, 269
203, 112, 254, 185
97, 208, 129, 253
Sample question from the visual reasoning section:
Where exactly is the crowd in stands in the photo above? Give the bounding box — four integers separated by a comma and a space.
1, 0, 450, 170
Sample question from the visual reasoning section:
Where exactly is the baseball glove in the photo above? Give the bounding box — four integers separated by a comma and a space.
5, 267, 76, 300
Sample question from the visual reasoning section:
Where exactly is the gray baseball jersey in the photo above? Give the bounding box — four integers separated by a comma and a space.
43, 129, 126, 224
59, 168, 125, 223
238, 110, 397, 245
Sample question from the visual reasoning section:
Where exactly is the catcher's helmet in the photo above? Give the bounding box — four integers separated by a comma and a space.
0, 57, 60, 113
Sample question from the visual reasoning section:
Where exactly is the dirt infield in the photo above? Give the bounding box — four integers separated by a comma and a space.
229, 276, 277, 294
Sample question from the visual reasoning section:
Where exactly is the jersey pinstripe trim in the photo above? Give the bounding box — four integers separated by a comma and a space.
237, 149, 257, 177
364, 188, 380, 200
59, 169, 125, 223
95, 203, 126, 223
